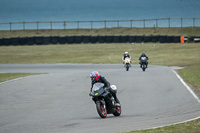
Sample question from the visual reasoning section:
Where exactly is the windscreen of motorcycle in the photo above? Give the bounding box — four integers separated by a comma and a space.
92, 83, 104, 92
141, 57, 147, 60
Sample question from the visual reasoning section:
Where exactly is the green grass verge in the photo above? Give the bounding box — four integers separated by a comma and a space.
178, 65, 200, 88
0, 73, 42, 83
178, 64, 200, 98
0, 43, 200, 66
1, 27, 200, 38
126, 118, 200, 133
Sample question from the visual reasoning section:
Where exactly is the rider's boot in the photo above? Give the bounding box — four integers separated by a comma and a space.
112, 93, 120, 106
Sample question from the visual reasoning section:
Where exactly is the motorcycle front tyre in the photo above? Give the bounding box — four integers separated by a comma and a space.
142, 64, 146, 71
113, 105, 121, 116
96, 101, 107, 118
126, 64, 129, 71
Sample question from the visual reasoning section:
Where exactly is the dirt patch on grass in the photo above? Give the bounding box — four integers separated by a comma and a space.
190, 85, 200, 98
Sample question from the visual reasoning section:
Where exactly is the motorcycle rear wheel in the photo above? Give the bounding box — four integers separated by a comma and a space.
96, 102, 107, 118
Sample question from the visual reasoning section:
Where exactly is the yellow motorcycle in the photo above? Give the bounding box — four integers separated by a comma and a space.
124, 58, 131, 71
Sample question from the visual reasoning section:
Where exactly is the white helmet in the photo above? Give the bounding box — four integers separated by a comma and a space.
125, 51, 128, 54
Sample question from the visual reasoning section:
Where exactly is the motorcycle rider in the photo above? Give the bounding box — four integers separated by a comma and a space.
122, 51, 131, 67
139, 52, 149, 68
90, 71, 120, 106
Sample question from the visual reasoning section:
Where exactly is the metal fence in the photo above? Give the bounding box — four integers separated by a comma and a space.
0, 18, 200, 31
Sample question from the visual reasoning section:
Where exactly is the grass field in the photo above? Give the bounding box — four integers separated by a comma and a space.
0, 43, 199, 66
0, 73, 42, 83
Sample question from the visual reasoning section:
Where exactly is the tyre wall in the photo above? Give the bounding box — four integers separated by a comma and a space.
0, 35, 194, 46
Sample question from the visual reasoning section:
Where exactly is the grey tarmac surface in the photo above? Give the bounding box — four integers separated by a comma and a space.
0, 64, 200, 133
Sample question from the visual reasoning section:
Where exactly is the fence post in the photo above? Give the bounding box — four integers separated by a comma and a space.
156, 19, 158, 27
168, 18, 170, 28
117, 21, 119, 27
64, 21, 66, 30
10, 22, 12, 31
181, 18, 183, 28
37, 22, 39, 30
50, 21, 52, 30
23, 22, 25, 30
77, 21, 80, 29
193, 18, 195, 28
143, 19, 145, 28
91, 21, 93, 29
130, 20, 132, 28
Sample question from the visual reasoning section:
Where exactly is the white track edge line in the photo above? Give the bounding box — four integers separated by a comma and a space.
0, 77, 24, 85
133, 69, 200, 131
172, 69, 200, 103
149, 116, 200, 130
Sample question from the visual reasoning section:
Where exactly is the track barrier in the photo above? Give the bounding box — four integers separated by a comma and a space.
90, 36, 98, 43
159, 36, 167, 43
11, 37, 19, 46
113, 36, 120, 43
98, 36, 106, 43
82, 36, 90, 43
144, 36, 152, 43
1, 35, 199, 46
67, 36, 74, 44
51, 36, 59, 44
121, 36, 129, 43
74, 36, 82, 44
59, 36, 67, 44
129, 36, 136, 43
35, 36, 44, 45
194, 37, 200, 42
166, 36, 174, 43
43, 37, 51, 45
136, 36, 144, 43
173, 36, 180, 43
106, 36, 113, 43
27, 37, 35, 45
152, 36, 159, 42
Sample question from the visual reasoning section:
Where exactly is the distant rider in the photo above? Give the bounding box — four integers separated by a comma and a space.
122, 51, 132, 67
90, 71, 120, 105
139, 52, 149, 68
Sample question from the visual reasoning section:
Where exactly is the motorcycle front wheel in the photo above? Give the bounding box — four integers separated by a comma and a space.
126, 64, 129, 71
142, 64, 146, 71
113, 104, 121, 116
96, 101, 107, 118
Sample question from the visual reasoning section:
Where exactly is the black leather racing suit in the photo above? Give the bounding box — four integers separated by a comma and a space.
91, 75, 120, 103
123, 54, 130, 60
139, 54, 149, 67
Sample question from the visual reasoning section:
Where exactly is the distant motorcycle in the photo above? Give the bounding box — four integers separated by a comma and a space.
124, 57, 131, 71
140, 57, 147, 71
90, 83, 121, 118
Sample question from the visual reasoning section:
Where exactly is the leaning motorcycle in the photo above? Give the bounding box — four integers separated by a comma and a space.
140, 57, 147, 71
90, 83, 121, 118
124, 58, 131, 71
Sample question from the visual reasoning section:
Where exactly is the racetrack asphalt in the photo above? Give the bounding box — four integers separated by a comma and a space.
0, 64, 200, 133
